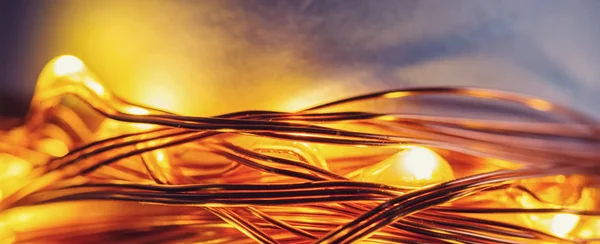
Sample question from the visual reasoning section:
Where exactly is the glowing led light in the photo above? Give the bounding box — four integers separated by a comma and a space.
550, 214, 579, 237
359, 146, 455, 187
83, 77, 106, 96
401, 147, 440, 180
383, 91, 410, 99
511, 176, 597, 239
53, 55, 84, 76
123, 106, 150, 115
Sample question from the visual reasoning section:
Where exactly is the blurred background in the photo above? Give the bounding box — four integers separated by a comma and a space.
1, 0, 599, 118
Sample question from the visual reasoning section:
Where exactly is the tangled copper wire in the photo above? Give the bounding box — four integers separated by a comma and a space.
0, 57, 599, 244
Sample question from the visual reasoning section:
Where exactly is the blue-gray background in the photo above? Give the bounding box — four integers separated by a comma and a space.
1, 1, 599, 117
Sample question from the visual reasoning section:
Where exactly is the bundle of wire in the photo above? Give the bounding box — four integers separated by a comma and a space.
0, 55, 599, 244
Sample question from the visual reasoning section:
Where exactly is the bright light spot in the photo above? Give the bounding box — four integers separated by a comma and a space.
0, 222, 15, 244
383, 91, 410, 99
35, 138, 69, 157
550, 214, 579, 237
130, 123, 155, 130
155, 151, 165, 161
580, 230, 593, 238
378, 115, 397, 121
53, 55, 84, 76
400, 147, 439, 180
83, 77, 106, 96
527, 98, 552, 111
0, 153, 31, 180
123, 106, 150, 115
154, 150, 170, 168
360, 146, 454, 187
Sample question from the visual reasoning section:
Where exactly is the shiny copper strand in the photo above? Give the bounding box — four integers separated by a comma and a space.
1, 82, 599, 244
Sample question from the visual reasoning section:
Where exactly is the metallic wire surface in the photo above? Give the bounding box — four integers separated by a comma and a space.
0, 56, 599, 243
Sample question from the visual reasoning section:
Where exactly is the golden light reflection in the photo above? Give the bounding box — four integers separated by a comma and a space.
39, 1, 360, 116
382, 91, 410, 99
122, 106, 150, 115
359, 146, 455, 187
526, 98, 553, 111
512, 175, 597, 239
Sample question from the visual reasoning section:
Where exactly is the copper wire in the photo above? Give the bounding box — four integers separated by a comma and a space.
0, 85, 599, 243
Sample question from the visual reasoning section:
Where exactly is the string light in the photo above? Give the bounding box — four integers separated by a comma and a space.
359, 147, 454, 187
0, 55, 598, 243
551, 214, 580, 237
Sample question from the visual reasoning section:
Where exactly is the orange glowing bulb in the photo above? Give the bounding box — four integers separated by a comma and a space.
359, 147, 455, 187
550, 214, 580, 237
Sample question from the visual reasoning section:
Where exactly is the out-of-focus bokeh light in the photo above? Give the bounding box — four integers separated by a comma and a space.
401, 147, 444, 180
1, 1, 598, 118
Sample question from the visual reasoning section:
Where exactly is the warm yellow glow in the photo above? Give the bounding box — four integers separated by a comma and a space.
0, 221, 15, 244
53, 55, 84, 76
154, 150, 169, 168
83, 77, 106, 97
550, 214, 579, 237
578, 218, 600, 238
401, 147, 440, 180
34, 138, 69, 157
526, 98, 553, 111
383, 91, 410, 99
0, 154, 31, 180
359, 146, 455, 187
512, 176, 597, 239
130, 123, 156, 130
122, 106, 150, 115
